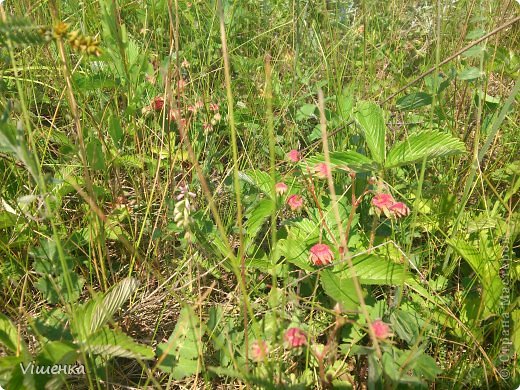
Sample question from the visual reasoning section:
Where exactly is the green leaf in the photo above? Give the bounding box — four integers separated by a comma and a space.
304, 150, 379, 173
86, 139, 106, 171
0, 314, 28, 357
354, 101, 386, 164
108, 115, 123, 148
320, 269, 359, 311
239, 170, 274, 197
347, 254, 414, 285
90, 277, 139, 334
85, 327, 154, 360
396, 92, 432, 111
447, 238, 503, 317
296, 103, 317, 121
386, 130, 466, 168
458, 67, 483, 81
244, 198, 274, 240
156, 306, 204, 380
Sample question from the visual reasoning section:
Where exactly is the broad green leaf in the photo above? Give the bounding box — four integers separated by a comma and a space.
296, 103, 317, 121
0, 314, 28, 356
386, 130, 465, 168
39, 341, 78, 364
345, 254, 414, 285
239, 170, 274, 197
396, 92, 432, 111
244, 198, 275, 240
512, 310, 520, 355
320, 269, 359, 311
156, 306, 204, 380
354, 101, 386, 164
85, 327, 154, 360
304, 150, 379, 173
86, 139, 106, 171
90, 277, 139, 334
458, 67, 483, 81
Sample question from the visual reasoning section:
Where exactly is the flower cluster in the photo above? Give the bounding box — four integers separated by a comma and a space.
371, 319, 391, 340
173, 185, 196, 241
371, 193, 410, 218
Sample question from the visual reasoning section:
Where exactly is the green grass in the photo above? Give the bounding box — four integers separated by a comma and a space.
0, 0, 519, 388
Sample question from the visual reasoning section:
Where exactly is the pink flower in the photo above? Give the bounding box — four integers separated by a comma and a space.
309, 243, 334, 266
372, 193, 395, 210
209, 102, 219, 112
389, 202, 410, 218
284, 327, 306, 348
152, 96, 164, 111
371, 319, 391, 339
287, 149, 301, 162
275, 182, 288, 195
287, 194, 303, 211
250, 340, 269, 362
314, 162, 330, 179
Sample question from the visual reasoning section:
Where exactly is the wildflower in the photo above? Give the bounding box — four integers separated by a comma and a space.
284, 327, 306, 348
203, 122, 213, 132
309, 243, 334, 266
314, 162, 330, 179
287, 149, 300, 162
250, 340, 269, 362
275, 182, 288, 196
152, 96, 165, 111
287, 194, 303, 211
181, 58, 190, 68
213, 112, 222, 122
372, 193, 410, 219
209, 102, 219, 112
389, 202, 410, 218
195, 100, 204, 109
371, 319, 391, 340
372, 193, 395, 209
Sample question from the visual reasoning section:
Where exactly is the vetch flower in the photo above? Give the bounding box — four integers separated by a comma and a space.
284, 327, 307, 348
371, 319, 391, 340
309, 243, 334, 266
287, 194, 303, 211
275, 182, 288, 195
389, 202, 410, 218
250, 340, 269, 362
209, 102, 219, 112
287, 149, 301, 162
314, 162, 330, 179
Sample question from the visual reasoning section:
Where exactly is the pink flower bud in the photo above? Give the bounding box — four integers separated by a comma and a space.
287, 149, 301, 162
284, 327, 306, 348
287, 194, 303, 211
388, 202, 410, 218
309, 243, 334, 266
371, 319, 391, 339
275, 182, 288, 195
152, 96, 164, 111
250, 340, 269, 362
314, 162, 330, 179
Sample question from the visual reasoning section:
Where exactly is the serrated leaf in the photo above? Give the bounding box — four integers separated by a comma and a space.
354, 101, 386, 164
396, 92, 432, 111
239, 170, 274, 197
304, 150, 379, 173
85, 327, 154, 360
347, 254, 413, 285
156, 306, 204, 380
90, 277, 139, 334
320, 269, 359, 311
386, 130, 465, 168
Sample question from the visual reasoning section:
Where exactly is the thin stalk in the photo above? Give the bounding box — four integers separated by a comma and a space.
318, 89, 382, 359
